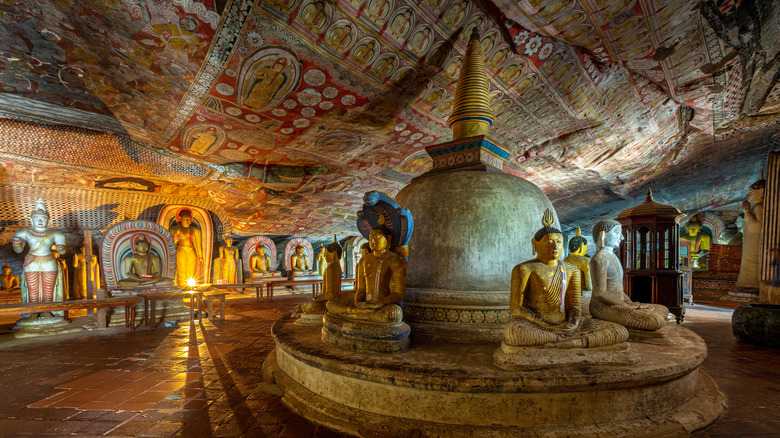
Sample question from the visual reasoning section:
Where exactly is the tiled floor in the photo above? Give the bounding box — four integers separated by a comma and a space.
0, 296, 778, 437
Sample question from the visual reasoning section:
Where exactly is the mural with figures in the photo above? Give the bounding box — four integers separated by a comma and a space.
0, 0, 777, 238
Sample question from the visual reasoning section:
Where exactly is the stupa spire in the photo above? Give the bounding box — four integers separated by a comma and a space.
447, 27, 494, 140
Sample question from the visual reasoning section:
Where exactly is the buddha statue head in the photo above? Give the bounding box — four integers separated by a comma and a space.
748, 179, 765, 204
295, 245, 305, 256
369, 225, 393, 253
224, 237, 234, 247
2, 262, 12, 276
177, 209, 193, 227
531, 209, 563, 263
30, 199, 50, 232
133, 234, 152, 255
256, 245, 266, 255
685, 217, 702, 237
360, 242, 371, 258
592, 219, 622, 250
568, 227, 588, 256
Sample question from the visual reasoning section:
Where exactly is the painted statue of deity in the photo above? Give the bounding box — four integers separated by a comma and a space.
0, 263, 21, 295
290, 245, 312, 275
326, 225, 406, 322
170, 208, 203, 286
736, 179, 765, 290
73, 246, 100, 300
301, 240, 345, 315
565, 227, 592, 316
590, 220, 669, 331
117, 234, 173, 287
12, 200, 67, 319
681, 216, 712, 269
501, 210, 629, 349
249, 245, 280, 279
213, 237, 240, 284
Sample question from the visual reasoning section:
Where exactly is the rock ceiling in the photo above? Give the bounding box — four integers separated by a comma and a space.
0, 0, 778, 238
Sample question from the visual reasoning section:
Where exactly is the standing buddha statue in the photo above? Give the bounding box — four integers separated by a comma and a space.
736, 179, 765, 290
301, 239, 345, 316
73, 246, 100, 300
170, 209, 203, 286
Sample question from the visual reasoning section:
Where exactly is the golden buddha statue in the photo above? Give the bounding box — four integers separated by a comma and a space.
502, 210, 628, 349
249, 245, 280, 279
117, 235, 173, 287
589, 220, 669, 331
289, 245, 311, 275
315, 247, 327, 277
0, 262, 21, 294
564, 227, 592, 316
680, 216, 712, 269
73, 246, 100, 300
169, 209, 203, 286
301, 240, 345, 315
326, 225, 406, 323
213, 237, 239, 284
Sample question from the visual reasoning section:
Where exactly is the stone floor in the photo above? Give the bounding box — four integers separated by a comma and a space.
0, 295, 777, 437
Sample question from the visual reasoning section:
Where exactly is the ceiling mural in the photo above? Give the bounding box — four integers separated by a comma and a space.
0, 0, 778, 238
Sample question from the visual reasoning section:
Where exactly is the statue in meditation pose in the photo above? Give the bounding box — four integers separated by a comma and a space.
73, 246, 101, 300
326, 225, 406, 323
565, 227, 592, 315
170, 209, 203, 286
502, 210, 628, 348
680, 216, 711, 269
214, 237, 239, 284
12, 199, 67, 317
249, 245, 279, 279
0, 263, 21, 294
290, 245, 310, 274
589, 220, 669, 331
118, 235, 173, 287
301, 240, 344, 314
736, 179, 765, 290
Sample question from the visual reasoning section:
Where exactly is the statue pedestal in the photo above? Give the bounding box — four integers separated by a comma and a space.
493, 341, 638, 371
265, 315, 724, 437
14, 314, 81, 339
295, 312, 325, 326
321, 313, 410, 353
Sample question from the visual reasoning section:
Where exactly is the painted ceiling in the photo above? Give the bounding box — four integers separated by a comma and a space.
0, 0, 778, 238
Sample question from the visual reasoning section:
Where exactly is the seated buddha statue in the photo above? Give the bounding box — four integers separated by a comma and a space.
301, 240, 345, 315
326, 225, 406, 323
118, 235, 173, 287
502, 210, 629, 349
680, 217, 712, 269
289, 245, 312, 275
249, 245, 280, 280
564, 227, 592, 316
589, 220, 669, 331
0, 262, 21, 295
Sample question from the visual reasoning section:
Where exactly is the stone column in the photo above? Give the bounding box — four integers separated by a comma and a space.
759, 151, 780, 304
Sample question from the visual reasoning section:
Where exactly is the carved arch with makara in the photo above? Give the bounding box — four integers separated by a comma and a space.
157, 205, 214, 284
101, 220, 176, 289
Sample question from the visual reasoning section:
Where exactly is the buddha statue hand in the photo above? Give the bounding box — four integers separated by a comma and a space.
356, 301, 384, 310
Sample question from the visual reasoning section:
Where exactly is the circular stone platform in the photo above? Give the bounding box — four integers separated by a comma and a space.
264, 315, 725, 437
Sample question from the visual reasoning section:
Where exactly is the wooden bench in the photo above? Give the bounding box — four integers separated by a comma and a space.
266, 279, 322, 300
136, 291, 203, 330
0, 297, 142, 332
203, 290, 227, 321
213, 277, 289, 301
